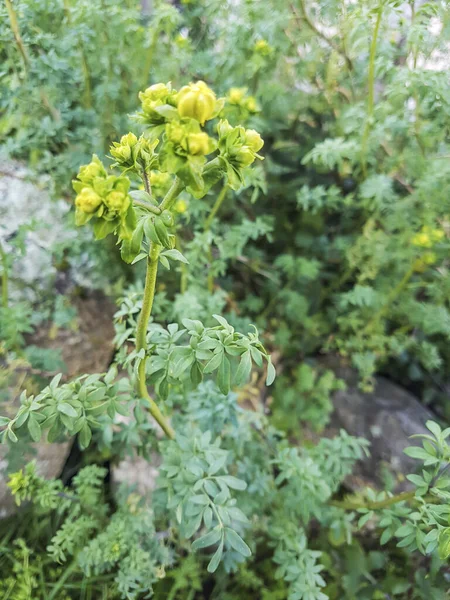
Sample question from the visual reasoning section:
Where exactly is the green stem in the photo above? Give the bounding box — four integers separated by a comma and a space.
361, 6, 383, 177
330, 490, 415, 511
132, 199, 161, 214
204, 184, 228, 293
159, 177, 185, 212
0, 241, 8, 309
135, 244, 175, 439
5, 0, 30, 71
48, 558, 79, 600
204, 184, 228, 230
362, 264, 415, 335
134, 177, 185, 439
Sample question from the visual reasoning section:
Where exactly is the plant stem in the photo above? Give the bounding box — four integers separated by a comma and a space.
142, 169, 151, 195
361, 6, 383, 177
330, 489, 415, 511
159, 177, 185, 212
48, 558, 79, 600
0, 241, 8, 309
295, 0, 353, 71
204, 184, 228, 293
132, 199, 161, 214
362, 264, 415, 335
135, 244, 175, 439
204, 184, 228, 230
5, 0, 30, 71
133, 177, 184, 439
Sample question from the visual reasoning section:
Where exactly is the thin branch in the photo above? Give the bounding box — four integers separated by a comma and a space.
292, 1, 354, 72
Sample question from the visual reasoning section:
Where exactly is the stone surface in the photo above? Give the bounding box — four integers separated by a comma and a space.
0, 160, 118, 514
112, 452, 161, 498
28, 290, 116, 379
329, 366, 436, 492
0, 289, 116, 516
0, 160, 72, 300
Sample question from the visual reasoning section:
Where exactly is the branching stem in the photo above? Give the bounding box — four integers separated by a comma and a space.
134, 177, 184, 439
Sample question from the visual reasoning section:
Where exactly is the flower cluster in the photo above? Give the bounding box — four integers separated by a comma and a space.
110, 133, 159, 173
411, 226, 444, 248
138, 83, 178, 126
72, 82, 264, 252
72, 155, 135, 241
225, 87, 259, 116
253, 39, 273, 56
216, 119, 264, 188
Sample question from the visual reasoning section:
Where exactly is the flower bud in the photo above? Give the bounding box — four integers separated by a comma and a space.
177, 81, 216, 125
254, 39, 272, 56
186, 132, 211, 156
105, 190, 129, 213
75, 187, 102, 213
110, 132, 138, 165
78, 157, 107, 184
234, 146, 256, 167
166, 121, 185, 144
411, 232, 432, 248
245, 129, 264, 152
140, 83, 172, 102
175, 198, 188, 214
245, 96, 258, 113
228, 88, 245, 104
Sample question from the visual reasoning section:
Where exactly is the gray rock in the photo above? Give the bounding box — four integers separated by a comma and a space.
0, 160, 72, 300
330, 367, 436, 491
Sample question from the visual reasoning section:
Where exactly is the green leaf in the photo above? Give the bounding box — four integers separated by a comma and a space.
7, 428, 18, 443
27, 416, 41, 442
207, 540, 224, 573
58, 403, 78, 418
438, 529, 450, 560
203, 351, 223, 374
162, 249, 189, 264
0, 417, 11, 427
225, 528, 251, 557
79, 423, 92, 449
216, 475, 247, 490
234, 351, 252, 387
192, 526, 222, 550
217, 355, 231, 395
266, 359, 276, 386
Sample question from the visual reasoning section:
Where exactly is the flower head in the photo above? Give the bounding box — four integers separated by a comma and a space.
75, 187, 103, 214
177, 81, 217, 125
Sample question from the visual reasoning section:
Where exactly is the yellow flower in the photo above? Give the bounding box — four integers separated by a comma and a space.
245, 129, 264, 152
177, 81, 216, 125
414, 251, 437, 272
175, 198, 188, 213
186, 132, 211, 155
110, 132, 138, 164
75, 187, 102, 213
166, 121, 185, 144
234, 147, 256, 167
150, 171, 171, 188
228, 87, 245, 104
245, 96, 258, 112
77, 157, 106, 183
140, 83, 172, 102
431, 228, 445, 242
411, 226, 445, 248
105, 190, 129, 213
254, 39, 272, 56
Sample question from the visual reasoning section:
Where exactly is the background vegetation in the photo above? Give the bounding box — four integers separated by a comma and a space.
1, 0, 450, 598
